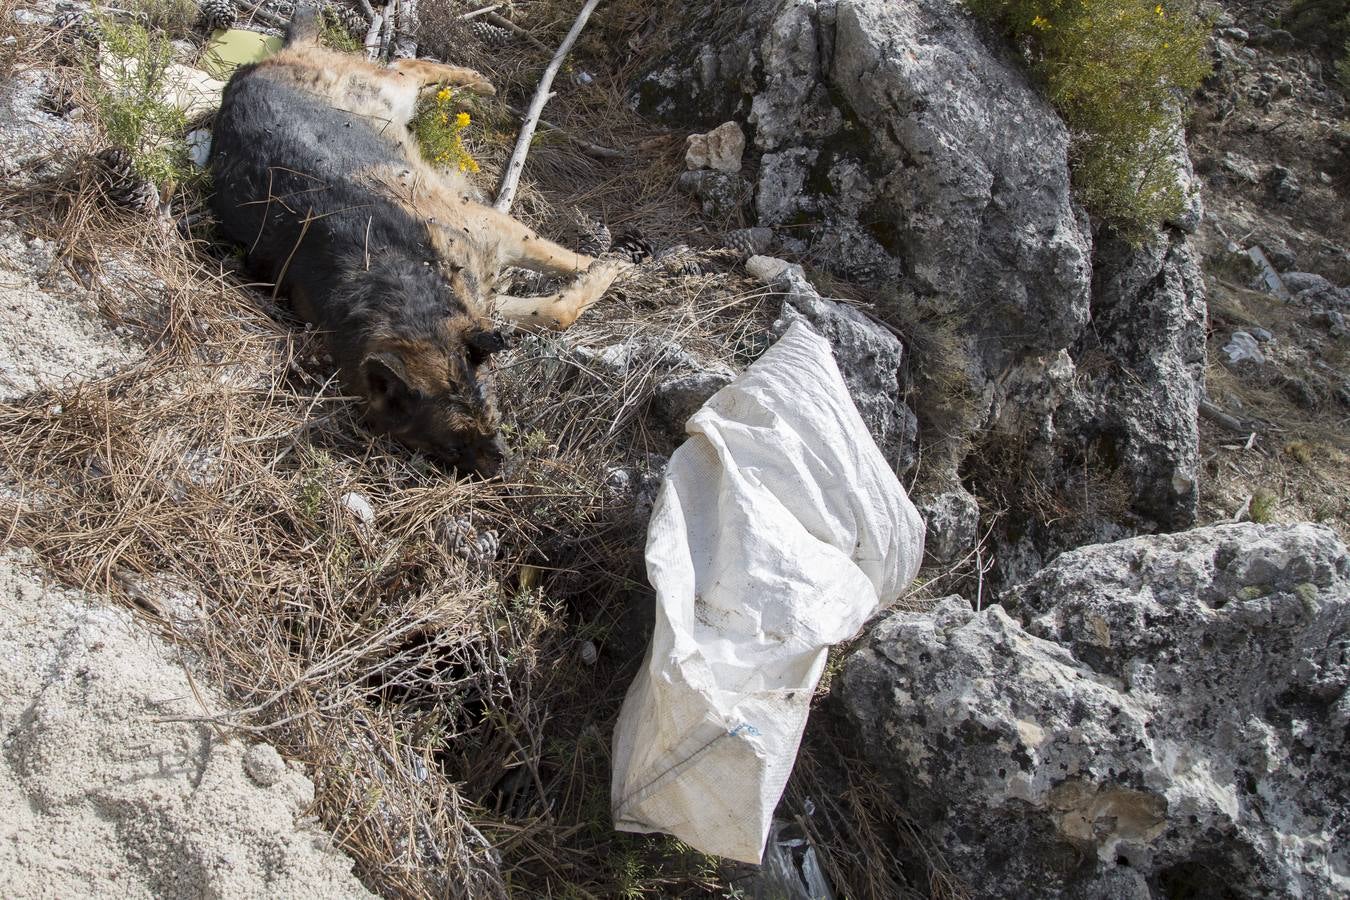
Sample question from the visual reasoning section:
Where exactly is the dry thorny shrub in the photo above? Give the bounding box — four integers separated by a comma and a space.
0, 2, 964, 896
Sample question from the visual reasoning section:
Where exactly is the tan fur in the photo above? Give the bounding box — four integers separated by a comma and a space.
256, 43, 626, 332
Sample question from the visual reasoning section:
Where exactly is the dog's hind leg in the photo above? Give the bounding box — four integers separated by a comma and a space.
491, 260, 627, 331
388, 58, 496, 96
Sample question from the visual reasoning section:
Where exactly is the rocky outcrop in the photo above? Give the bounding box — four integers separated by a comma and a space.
637, 0, 1206, 565
0, 550, 373, 898
768, 264, 917, 473
1069, 233, 1208, 531
641, 0, 1091, 359
839, 523, 1350, 898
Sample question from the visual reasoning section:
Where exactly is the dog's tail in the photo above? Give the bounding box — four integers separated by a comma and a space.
286, 5, 321, 47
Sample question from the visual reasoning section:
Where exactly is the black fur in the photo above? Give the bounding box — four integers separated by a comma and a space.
209, 60, 505, 475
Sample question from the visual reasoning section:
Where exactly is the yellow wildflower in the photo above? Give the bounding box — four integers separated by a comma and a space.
455, 111, 471, 129
1155, 4, 1163, 14
436, 87, 452, 102
1031, 14, 1050, 29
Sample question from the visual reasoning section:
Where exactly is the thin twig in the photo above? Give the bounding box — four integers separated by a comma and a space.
460, 3, 501, 20
504, 103, 628, 160
484, 11, 552, 53
237, 0, 289, 29
494, 0, 604, 213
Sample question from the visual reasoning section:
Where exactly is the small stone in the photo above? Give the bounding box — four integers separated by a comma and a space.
684, 121, 746, 174
339, 491, 374, 526
745, 255, 804, 285
579, 640, 598, 665
916, 487, 981, 565
653, 371, 734, 431
676, 170, 750, 219
1249, 326, 1274, 343
243, 743, 287, 787
1258, 236, 1296, 271
186, 129, 211, 169
1264, 165, 1302, 203
1223, 331, 1265, 365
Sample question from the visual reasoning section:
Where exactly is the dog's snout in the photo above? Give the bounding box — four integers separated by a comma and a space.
463, 435, 509, 479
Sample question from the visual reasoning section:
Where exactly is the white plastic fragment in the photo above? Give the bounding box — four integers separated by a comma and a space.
1223, 330, 1265, 365
1246, 245, 1291, 301
610, 320, 925, 863
186, 129, 212, 168
340, 492, 375, 527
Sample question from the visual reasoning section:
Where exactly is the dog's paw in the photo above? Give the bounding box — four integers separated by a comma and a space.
464, 76, 496, 96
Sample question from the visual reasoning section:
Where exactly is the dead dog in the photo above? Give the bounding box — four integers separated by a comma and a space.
209, 7, 625, 476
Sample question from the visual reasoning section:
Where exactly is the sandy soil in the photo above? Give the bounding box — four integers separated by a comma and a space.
0, 549, 374, 899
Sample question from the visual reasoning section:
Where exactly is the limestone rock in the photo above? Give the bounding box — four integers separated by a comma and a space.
914, 486, 980, 565
1065, 232, 1207, 531
770, 267, 917, 473
653, 371, 735, 433
685, 121, 746, 174
839, 523, 1350, 899
829, 0, 1091, 353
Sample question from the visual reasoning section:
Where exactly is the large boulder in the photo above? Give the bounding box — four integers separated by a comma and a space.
637, 0, 1205, 559
839, 524, 1350, 898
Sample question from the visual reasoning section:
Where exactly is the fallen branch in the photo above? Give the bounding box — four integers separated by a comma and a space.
237, 0, 289, 29
364, 8, 385, 59
504, 103, 628, 160
1199, 399, 1257, 436
494, 0, 603, 212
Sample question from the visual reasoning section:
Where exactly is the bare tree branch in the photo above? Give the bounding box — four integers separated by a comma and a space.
493, 0, 603, 212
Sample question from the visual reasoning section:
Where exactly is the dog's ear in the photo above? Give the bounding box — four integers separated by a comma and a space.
363, 352, 416, 415
464, 327, 509, 366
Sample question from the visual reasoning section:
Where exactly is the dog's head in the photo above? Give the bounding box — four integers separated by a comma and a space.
360, 322, 508, 477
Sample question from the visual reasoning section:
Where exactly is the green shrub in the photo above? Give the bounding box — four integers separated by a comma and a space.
319, 6, 362, 53
967, 0, 1211, 242
411, 86, 481, 173
134, 0, 199, 37
84, 14, 196, 189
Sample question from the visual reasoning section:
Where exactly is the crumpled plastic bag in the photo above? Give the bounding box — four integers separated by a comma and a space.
610, 320, 925, 863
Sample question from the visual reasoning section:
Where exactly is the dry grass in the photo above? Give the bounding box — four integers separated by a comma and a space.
0, 161, 781, 896
1196, 275, 1350, 542
0, 3, 964, 895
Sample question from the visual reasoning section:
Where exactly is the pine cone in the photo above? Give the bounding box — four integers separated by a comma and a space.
51, 10, 96, 63
469, 20, 511, 48
576, 217, 611, 257
198, 0, 236, 32
322, 2, 367, 40
656, 243, 703, 277
438, 515, 500, 567
95, 148, 160, 213
721, 226, 774, 258
608, 230, 654, 264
